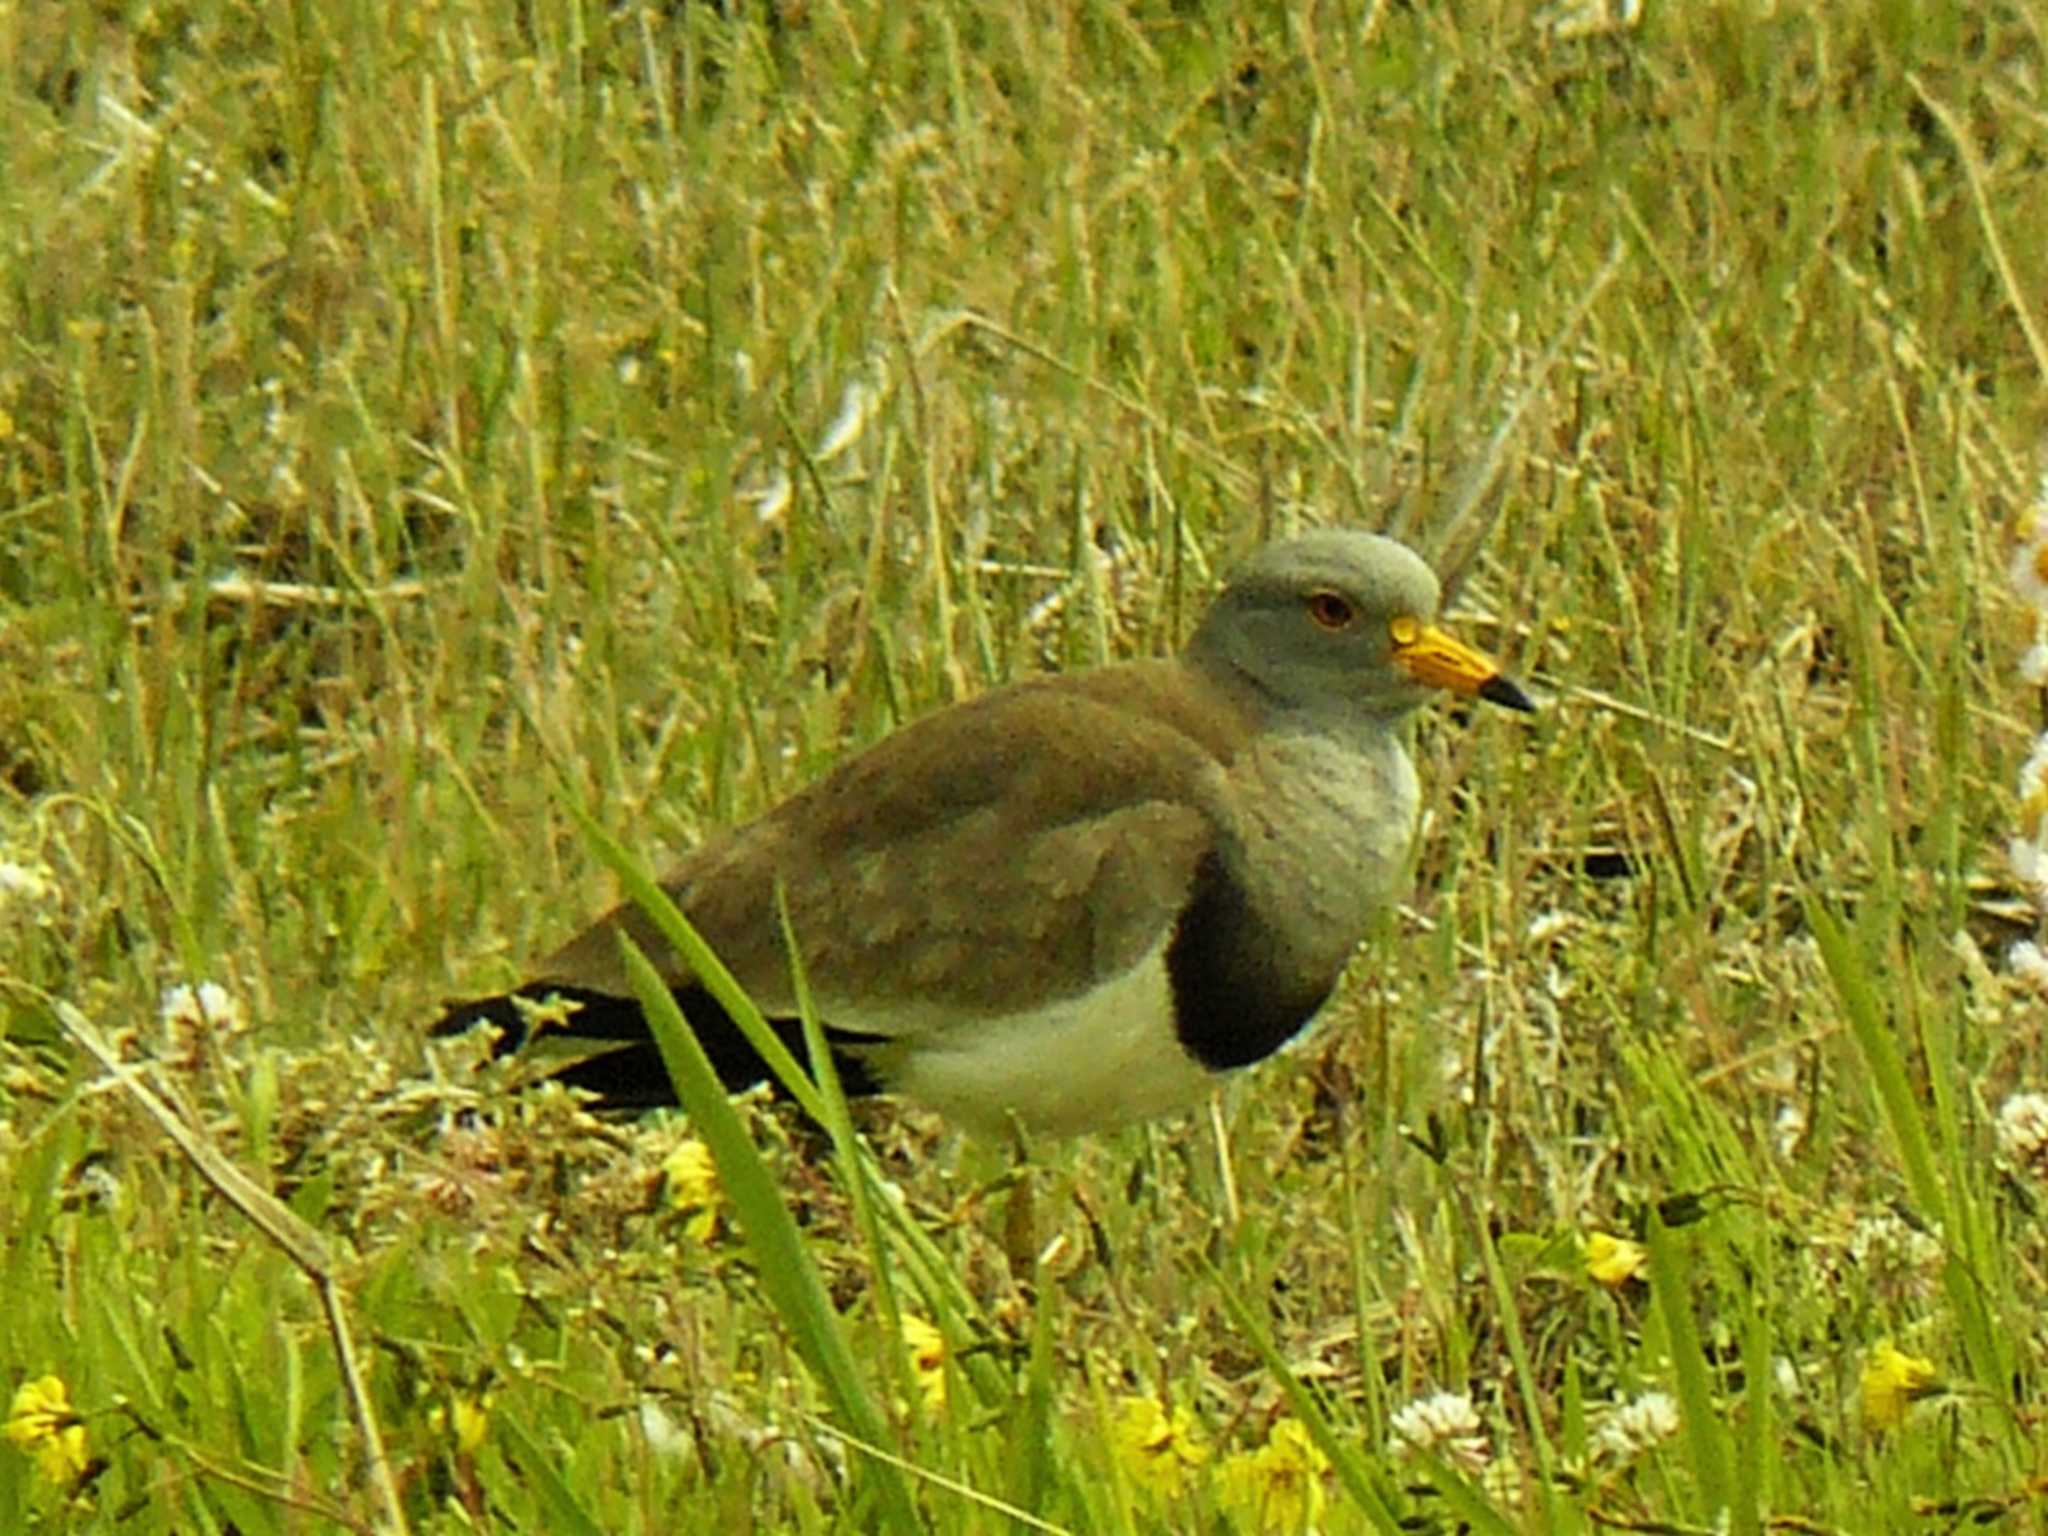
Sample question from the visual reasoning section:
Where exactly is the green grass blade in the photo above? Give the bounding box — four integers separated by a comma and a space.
495, 1412, 609, 1536
1468, 1189, 1562, 1523
774, 885, 917, 1414
1203, 1258, 1412, 1536
1804, 898, 1944, 1221
1644, 1210, 1735, 1525
1806, 895, 2018, 1447
617, 932, 926, 1535
565, 797, 830, 1126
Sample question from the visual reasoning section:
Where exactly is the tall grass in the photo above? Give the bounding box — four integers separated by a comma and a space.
4, 1, 2047, 1530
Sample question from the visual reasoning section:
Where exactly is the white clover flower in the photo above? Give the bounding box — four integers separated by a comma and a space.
0, 859, 56, 908
2015, 475, 2048, 679
1592, 1391, 1679, 1464
1388, 1391, 1490, 1473
159, 981, 248, 1067
1772, 1099, 1809, 1160
2011, 942, 2048, 1000
1535, 0, 1643, 42
161, 981, 244, 1032
2008, 838, 2048, 896
1846, 1208, 1943, 1273
2011, 533, 2048, 610
2022, 736, 2048, 805
1996, 1091, 2048, 1172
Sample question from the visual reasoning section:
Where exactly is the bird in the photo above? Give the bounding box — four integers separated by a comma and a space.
434, 529, 1533, 1136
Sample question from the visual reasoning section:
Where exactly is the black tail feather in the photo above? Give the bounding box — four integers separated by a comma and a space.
432, 981, 880, 1111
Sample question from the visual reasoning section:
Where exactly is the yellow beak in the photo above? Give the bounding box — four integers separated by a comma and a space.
1392, 622, 1535, 711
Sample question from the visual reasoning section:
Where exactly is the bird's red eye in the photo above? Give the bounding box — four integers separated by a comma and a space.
1306, 591, 1355, 630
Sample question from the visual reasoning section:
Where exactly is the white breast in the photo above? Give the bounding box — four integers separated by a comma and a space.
857, 943, 1213, 1136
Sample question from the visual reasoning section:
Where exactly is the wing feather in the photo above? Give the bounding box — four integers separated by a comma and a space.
540, 662, 1251, 1033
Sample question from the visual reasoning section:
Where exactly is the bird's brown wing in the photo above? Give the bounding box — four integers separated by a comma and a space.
538, 662, 1254, 1030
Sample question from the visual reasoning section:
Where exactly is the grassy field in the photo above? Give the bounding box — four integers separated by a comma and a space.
5, 0, 2048, 1529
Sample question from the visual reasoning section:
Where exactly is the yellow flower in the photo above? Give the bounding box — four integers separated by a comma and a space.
1110, 1394, 1210, 1500
1218, 1418, 1329, 1533
453, 1396, 489, 1454
5, 1376, 70, 1444
1861, 1342, 1940, 1430
6, 1376, 88, 1487
34, 1425, 87, 1487
662, 1138, 721, 1243
427, 1391, 491, 1454
430, 1392, 490, 1455
1584, 1230, 1648, 1289
900, 1314, 947, 1411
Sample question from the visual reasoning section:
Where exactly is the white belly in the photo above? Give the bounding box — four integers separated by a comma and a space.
860, 944, 1214, 1137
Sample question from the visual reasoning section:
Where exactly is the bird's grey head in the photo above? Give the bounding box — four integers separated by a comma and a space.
1188, 530, 1456, 719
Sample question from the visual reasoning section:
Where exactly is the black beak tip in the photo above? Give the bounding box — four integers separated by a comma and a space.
1479, 675, 1537, 713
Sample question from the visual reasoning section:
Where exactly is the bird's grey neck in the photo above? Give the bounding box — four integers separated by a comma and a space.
1189, 645, 1421, 741
1213, 722, 1420, 1001
1267, 696, 1421, 754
